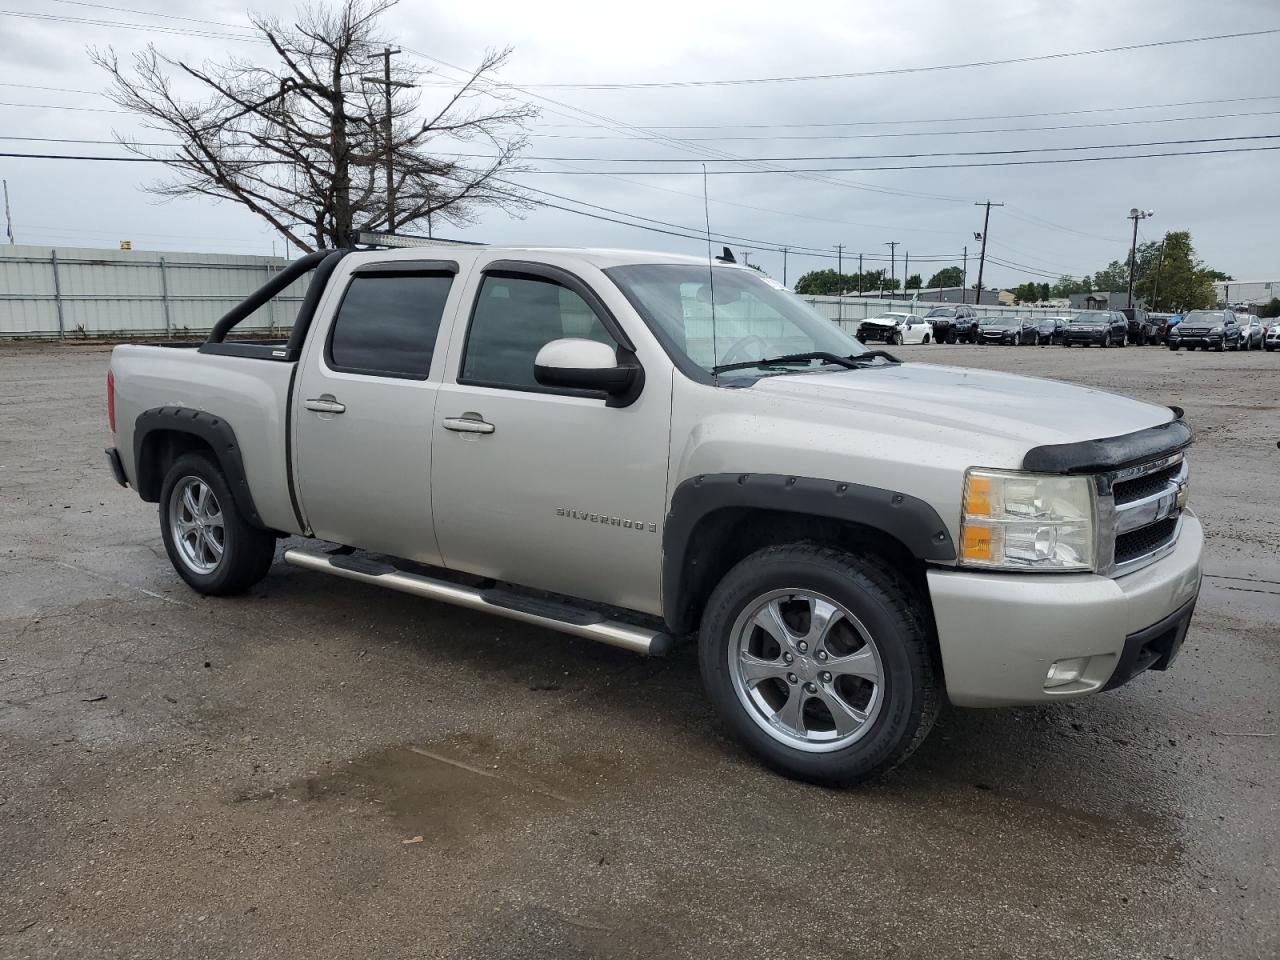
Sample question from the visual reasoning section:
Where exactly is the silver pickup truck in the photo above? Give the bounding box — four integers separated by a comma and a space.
105, 240, 1203, 785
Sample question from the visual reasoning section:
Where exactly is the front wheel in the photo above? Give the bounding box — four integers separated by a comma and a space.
922, 333, 930, 344
889, 330, 903, 346
698, 543, 939, 786
159, 452, 276, 595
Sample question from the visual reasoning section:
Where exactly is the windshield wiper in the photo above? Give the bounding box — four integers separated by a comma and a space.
711, 350, 899, 375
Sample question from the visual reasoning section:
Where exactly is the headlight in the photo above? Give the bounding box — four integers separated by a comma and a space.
1210, 326, 1223, 334
960, 469, 1096, 571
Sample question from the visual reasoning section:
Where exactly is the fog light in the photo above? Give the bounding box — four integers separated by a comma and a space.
1045, 657, 1090, 689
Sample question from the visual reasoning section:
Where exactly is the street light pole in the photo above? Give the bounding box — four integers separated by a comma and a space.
885, 241, 898, 297
1126, 208, 1154, 309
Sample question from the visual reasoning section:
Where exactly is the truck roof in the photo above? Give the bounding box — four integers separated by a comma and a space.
351, 244, 737, 270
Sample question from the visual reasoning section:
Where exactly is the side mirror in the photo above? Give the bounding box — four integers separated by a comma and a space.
534, 338, 644, 406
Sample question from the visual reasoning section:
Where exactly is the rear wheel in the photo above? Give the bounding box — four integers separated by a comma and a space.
160, 452, 276, 595
698, 543, 939, 786
922, 333, 930, 344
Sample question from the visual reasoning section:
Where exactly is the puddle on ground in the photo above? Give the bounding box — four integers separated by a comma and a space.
246, 745, 570, 845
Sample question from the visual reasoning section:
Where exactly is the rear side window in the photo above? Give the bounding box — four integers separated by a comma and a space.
461, 273, 616, 390
327, 272, 454, 379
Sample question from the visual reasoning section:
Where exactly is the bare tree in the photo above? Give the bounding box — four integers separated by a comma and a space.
92, 0, 536, 251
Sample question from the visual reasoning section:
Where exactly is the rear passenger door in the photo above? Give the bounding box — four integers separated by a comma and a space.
430, 261, 671, 614
293, 259, 463, 564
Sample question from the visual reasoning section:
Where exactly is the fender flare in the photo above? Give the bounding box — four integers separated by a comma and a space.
132, 407, 264, 528
662, 473, 956, 631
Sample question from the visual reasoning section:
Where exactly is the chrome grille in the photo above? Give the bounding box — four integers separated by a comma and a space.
1097, 453, 1188, 576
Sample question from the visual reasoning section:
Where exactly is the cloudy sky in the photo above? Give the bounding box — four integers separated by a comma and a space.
2, 0, 1278, 289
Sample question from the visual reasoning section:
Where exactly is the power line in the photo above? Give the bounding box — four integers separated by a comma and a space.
474, 27, 1280, 90
43, 0, 251, 30
524, 109, 1280, 142
532, 95, 1280, 130
0, 9, 259, 42
0, 100, 131, 114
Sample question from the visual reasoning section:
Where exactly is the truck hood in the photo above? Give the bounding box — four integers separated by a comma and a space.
747, 361, 1174, 450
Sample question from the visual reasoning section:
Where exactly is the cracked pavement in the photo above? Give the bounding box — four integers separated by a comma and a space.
0, 341, 1276, 959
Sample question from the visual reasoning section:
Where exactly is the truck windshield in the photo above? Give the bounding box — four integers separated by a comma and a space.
605, 263, 869, 377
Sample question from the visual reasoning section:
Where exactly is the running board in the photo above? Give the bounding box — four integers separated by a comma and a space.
282, 547, 674, 657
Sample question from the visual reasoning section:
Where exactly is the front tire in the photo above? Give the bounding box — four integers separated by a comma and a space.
159, 452, 276, 595
698, 543, 939, 786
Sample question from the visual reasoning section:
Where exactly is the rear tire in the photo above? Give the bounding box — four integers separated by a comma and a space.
159, 452, 276, 596
698, 543, 939, 786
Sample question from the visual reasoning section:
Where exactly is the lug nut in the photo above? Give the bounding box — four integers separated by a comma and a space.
786, 673, 798, 685
816, 650, 828, 662
803, 681, 818, 694
820, 671, 832, 683
782, 652, 794, 664
797, 641, 808, 653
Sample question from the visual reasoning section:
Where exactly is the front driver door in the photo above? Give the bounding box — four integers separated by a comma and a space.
431, 262, 671, 615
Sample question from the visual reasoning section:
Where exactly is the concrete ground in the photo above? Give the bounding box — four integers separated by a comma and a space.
1, 340, 1276, 959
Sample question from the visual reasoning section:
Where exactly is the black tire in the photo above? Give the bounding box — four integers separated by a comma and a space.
1169, 344, 1179, 351
159, 451, 276, 596
922, 333, 930, 344
1102, 333, 1111, 348
889, 331, 903, 346
698, 543, 939, 786
1215, 342, 1225, 352
1118, 332, 1127, 347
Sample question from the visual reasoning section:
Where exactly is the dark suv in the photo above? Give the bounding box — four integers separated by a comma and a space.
1061, 310, 1129, 347
1120, 307, 1158, 345
924, 304, 979, 343
1167, 310, 1243, 351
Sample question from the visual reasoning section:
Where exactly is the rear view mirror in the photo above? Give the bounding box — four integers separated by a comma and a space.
534, 338, 644, 406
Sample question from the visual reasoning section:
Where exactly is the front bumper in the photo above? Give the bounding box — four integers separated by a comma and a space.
1170, 333, 1221, 348
928, 512, 1203, 707
857, 327, 894, 343
1063, 331, 1107, 344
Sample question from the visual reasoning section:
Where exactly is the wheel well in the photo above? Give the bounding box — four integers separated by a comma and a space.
135, 429, 215, 503
670, 507, 931, 635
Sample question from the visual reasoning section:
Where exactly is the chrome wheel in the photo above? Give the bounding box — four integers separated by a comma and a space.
728, 589, 884, 753
168, 476, 224, 575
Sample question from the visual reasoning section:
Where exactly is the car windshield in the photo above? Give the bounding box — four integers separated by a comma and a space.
984, 317, 1018, 328
605, 263, 869, 377
1068, 313, 1104, 324
925, 307, 957, 318
1183, 310, 1225, 324
871, 314, 910, 323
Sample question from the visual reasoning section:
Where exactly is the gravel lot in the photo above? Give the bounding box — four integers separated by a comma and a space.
1, 340, 1277, 959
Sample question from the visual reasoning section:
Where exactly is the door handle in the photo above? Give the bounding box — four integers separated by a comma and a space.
304, 397, 346, 414
441, 416, 495, 435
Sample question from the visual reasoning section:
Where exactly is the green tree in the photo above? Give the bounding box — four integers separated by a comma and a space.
1132, 231, 1216, 311
1091, 261, 1129, 292
794, 270, 844, 295
927, 266, 964, 288
904, 273, 923, 290
1258, 298, 1280, 319
1050, 275, 1085, 297
1012, 281, 1042, 303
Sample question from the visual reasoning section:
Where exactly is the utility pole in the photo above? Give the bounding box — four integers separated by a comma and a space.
1126, 207, 1154, 308
835, 244, 844, 283
1149, 238, 1166, 309
2, 179, 13, 244
973, 200, 1003, 306
361, 47, 411, 233
857, 253, 863, 294
904, 250, 909, 293
781, 247, 788, 286
962, 246, 968, 303
884, 241, 899, 298
742, 251, 751, 269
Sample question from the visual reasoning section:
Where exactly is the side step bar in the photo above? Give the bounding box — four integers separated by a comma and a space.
282, 547, 675, 657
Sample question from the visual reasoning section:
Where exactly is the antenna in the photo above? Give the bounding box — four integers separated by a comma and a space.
702, 163, 719, 380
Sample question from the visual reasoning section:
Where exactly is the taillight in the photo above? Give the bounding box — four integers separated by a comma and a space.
107, 370, 116, 433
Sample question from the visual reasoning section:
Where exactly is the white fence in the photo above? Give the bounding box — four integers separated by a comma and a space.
0, 245, 305, 339
0, 244, 1062, 340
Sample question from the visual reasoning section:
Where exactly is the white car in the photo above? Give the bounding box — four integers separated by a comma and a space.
858, 312, 934, 345
1265, 320, 1280, 352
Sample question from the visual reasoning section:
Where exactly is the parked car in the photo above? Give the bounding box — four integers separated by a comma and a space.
924, 304, 979, 343
104, 242, 1202, 787
1167, 309, 1242, 351
1035, 316, 1069, 345
1148, 313, 1173, 343
857, 312, 933, 345
1236, 316, 1264, 351
1061, 310, 1129, 347
979, 315, 1039, 345
1119, 307, 1158, 346
1265, 320, 1280, 352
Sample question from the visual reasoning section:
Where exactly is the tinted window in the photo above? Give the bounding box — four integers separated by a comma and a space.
328, 272, 453, 378
462, 274, 616, 389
